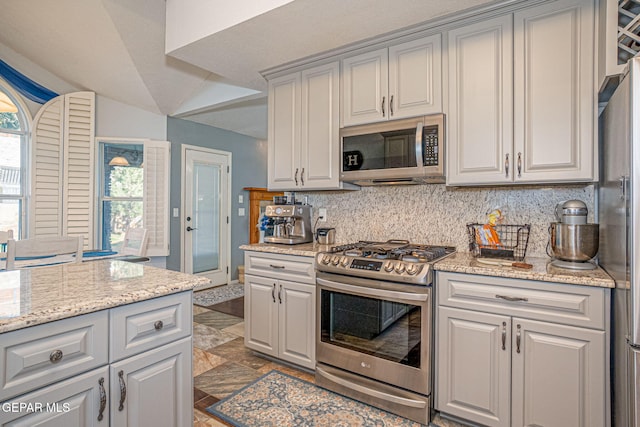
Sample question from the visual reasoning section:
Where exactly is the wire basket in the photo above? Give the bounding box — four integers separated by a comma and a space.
467, 223, 531, 261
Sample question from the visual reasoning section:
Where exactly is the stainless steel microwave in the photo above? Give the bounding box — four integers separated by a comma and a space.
340, 114, 445, 186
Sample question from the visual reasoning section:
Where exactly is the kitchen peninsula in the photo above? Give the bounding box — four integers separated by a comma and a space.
0, 260, 209, 426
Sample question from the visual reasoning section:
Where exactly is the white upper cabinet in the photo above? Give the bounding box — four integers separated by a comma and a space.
447, 0, 596, 185
342, 34, 442, 127
513, 0, 596, 183
446, 15, 514, 185
268, 62, 343, 191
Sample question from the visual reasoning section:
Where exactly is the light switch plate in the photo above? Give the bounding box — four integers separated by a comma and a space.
238, 195, 244, 204
238, 207, 245, 217
172, 208, 179, 218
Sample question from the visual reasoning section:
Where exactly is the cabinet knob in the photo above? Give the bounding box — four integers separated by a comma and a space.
154, 320, 164, 330
49, 349, 63, 364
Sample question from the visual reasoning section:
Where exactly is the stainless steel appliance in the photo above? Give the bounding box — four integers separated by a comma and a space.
549, 200, 599, 270
263, 204, 313, 244
340, 114, 444, 185
315, 227, 335, 245
315, 240, 455, 424
599, 56, 640, 427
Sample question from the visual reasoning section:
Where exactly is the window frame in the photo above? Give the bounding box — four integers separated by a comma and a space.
0, 78, 31, 239
96, 137, 145, 251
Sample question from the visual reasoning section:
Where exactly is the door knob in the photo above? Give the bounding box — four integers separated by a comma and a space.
186, 226, 197, 231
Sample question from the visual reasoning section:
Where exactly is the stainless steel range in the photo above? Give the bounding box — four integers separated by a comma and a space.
315, 240, 455, 425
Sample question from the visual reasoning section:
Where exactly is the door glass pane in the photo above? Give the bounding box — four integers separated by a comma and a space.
102, 201, 143, 251
192, 161, 220, 274
320, 289, 422, 368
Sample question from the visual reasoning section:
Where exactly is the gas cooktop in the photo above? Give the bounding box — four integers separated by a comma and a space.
315, 240, 456, 285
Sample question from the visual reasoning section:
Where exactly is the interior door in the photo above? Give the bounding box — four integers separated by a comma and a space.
183, 147, 230, 286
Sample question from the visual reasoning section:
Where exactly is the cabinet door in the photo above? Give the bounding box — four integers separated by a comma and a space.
388, 34, 442, 119
0, 367, 109, 427
513, 0, 596, 182
437, 307, 511, 427
446, 15, 514, 185
244, 274, 278, 357
342, 48, 388, 126
278, 280, 316, 369
300, 62, 340, 189
268, 73, 300, 190
110, 337, 192, 427
511, 318, 606, 427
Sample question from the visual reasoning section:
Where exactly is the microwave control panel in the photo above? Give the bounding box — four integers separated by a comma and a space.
422, 125, 439, 167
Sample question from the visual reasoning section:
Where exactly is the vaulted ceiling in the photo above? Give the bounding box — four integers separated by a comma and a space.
0, 0, 500, 139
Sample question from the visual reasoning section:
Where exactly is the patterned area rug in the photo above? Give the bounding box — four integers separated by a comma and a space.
193, 283, 244, 307
207, 370, 422, 427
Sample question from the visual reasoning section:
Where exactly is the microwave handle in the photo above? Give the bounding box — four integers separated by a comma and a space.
415, 122, 424, 169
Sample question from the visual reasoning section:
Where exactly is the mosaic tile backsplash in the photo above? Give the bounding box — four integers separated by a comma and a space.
301, 184, 595, 259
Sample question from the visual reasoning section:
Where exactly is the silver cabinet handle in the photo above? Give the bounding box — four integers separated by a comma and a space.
301, 168, 305, 186
517, 152, 522, 178
390, 95, 394, 116
50, 349, 63, 364
294, 168, 299, 186
620, 176, 627, 200
505, 153, 510, 178
272, 283, 276, 303
278, 284, 283, 304
516, 324, 522, 353
501, 321, 507, 351
118, 370, 127, 411
381, 96, 386, 117
495, 294, 529, 303
269, 264, 285, 269
154, 320, 164, 330
98, 377, 106, 421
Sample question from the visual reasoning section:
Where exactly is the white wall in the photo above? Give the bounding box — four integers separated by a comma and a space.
95, 95, 167, 140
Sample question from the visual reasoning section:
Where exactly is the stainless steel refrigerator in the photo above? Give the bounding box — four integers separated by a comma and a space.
600, 56, 640, 427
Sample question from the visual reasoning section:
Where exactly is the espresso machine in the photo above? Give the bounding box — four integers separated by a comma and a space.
263, 204, 313, 244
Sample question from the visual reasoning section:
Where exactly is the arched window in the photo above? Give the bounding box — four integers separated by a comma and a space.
0, 81, 29, 238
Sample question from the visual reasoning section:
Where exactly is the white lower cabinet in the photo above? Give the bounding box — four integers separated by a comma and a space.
436, 272, 608, 427
110, 337, 192, 427
0, 292, 193, 427
245, 274, 315, 369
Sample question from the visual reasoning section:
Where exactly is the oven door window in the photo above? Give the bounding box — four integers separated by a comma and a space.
320, 289, 421, 368
342, 129, 418, 172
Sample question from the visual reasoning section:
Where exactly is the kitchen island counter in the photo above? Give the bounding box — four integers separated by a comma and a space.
434, 252, 614, 288
0, 259, 210, 334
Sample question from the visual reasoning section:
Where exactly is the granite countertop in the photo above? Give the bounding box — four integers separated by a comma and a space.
240, 243, 614, 289
0, 260, 210, 334
239, 242, 333, 257
434, 252, 615, 288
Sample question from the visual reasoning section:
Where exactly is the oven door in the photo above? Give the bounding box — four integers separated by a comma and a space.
316, 272, 432, 395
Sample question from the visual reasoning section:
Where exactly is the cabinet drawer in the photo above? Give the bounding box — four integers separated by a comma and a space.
245, 251, 315, 284
110, 292, 192, 362
0, 311, 108, 401
437, 272, 606, 329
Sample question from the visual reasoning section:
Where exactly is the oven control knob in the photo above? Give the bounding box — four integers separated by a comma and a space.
406, 264, 419, 275
383, 261, 394, 272
321, 254, 331, 265
340, 257, 349, 267
394, 262, 406, 274
331, 256, 341, 266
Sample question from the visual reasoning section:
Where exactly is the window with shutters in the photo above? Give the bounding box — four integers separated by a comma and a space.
0, 84, 28, 237
98, 138, 170, 256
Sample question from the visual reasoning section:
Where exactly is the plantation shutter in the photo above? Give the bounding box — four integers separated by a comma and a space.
143, 140, 170, 256
30, 98, 64, 238
30, 91, 95, 249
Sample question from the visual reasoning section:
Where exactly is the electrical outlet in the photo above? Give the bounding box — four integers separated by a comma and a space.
318, 208, 327, 222
238, 207, 245, 217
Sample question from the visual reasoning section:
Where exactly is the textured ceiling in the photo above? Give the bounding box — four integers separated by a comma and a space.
0, 0, 501, 139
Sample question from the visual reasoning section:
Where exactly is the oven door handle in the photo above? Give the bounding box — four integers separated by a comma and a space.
316, 366, 428, 409
317, 278, 429, 302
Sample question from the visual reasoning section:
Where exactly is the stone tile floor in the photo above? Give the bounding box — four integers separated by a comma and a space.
192, 296, 466, 427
